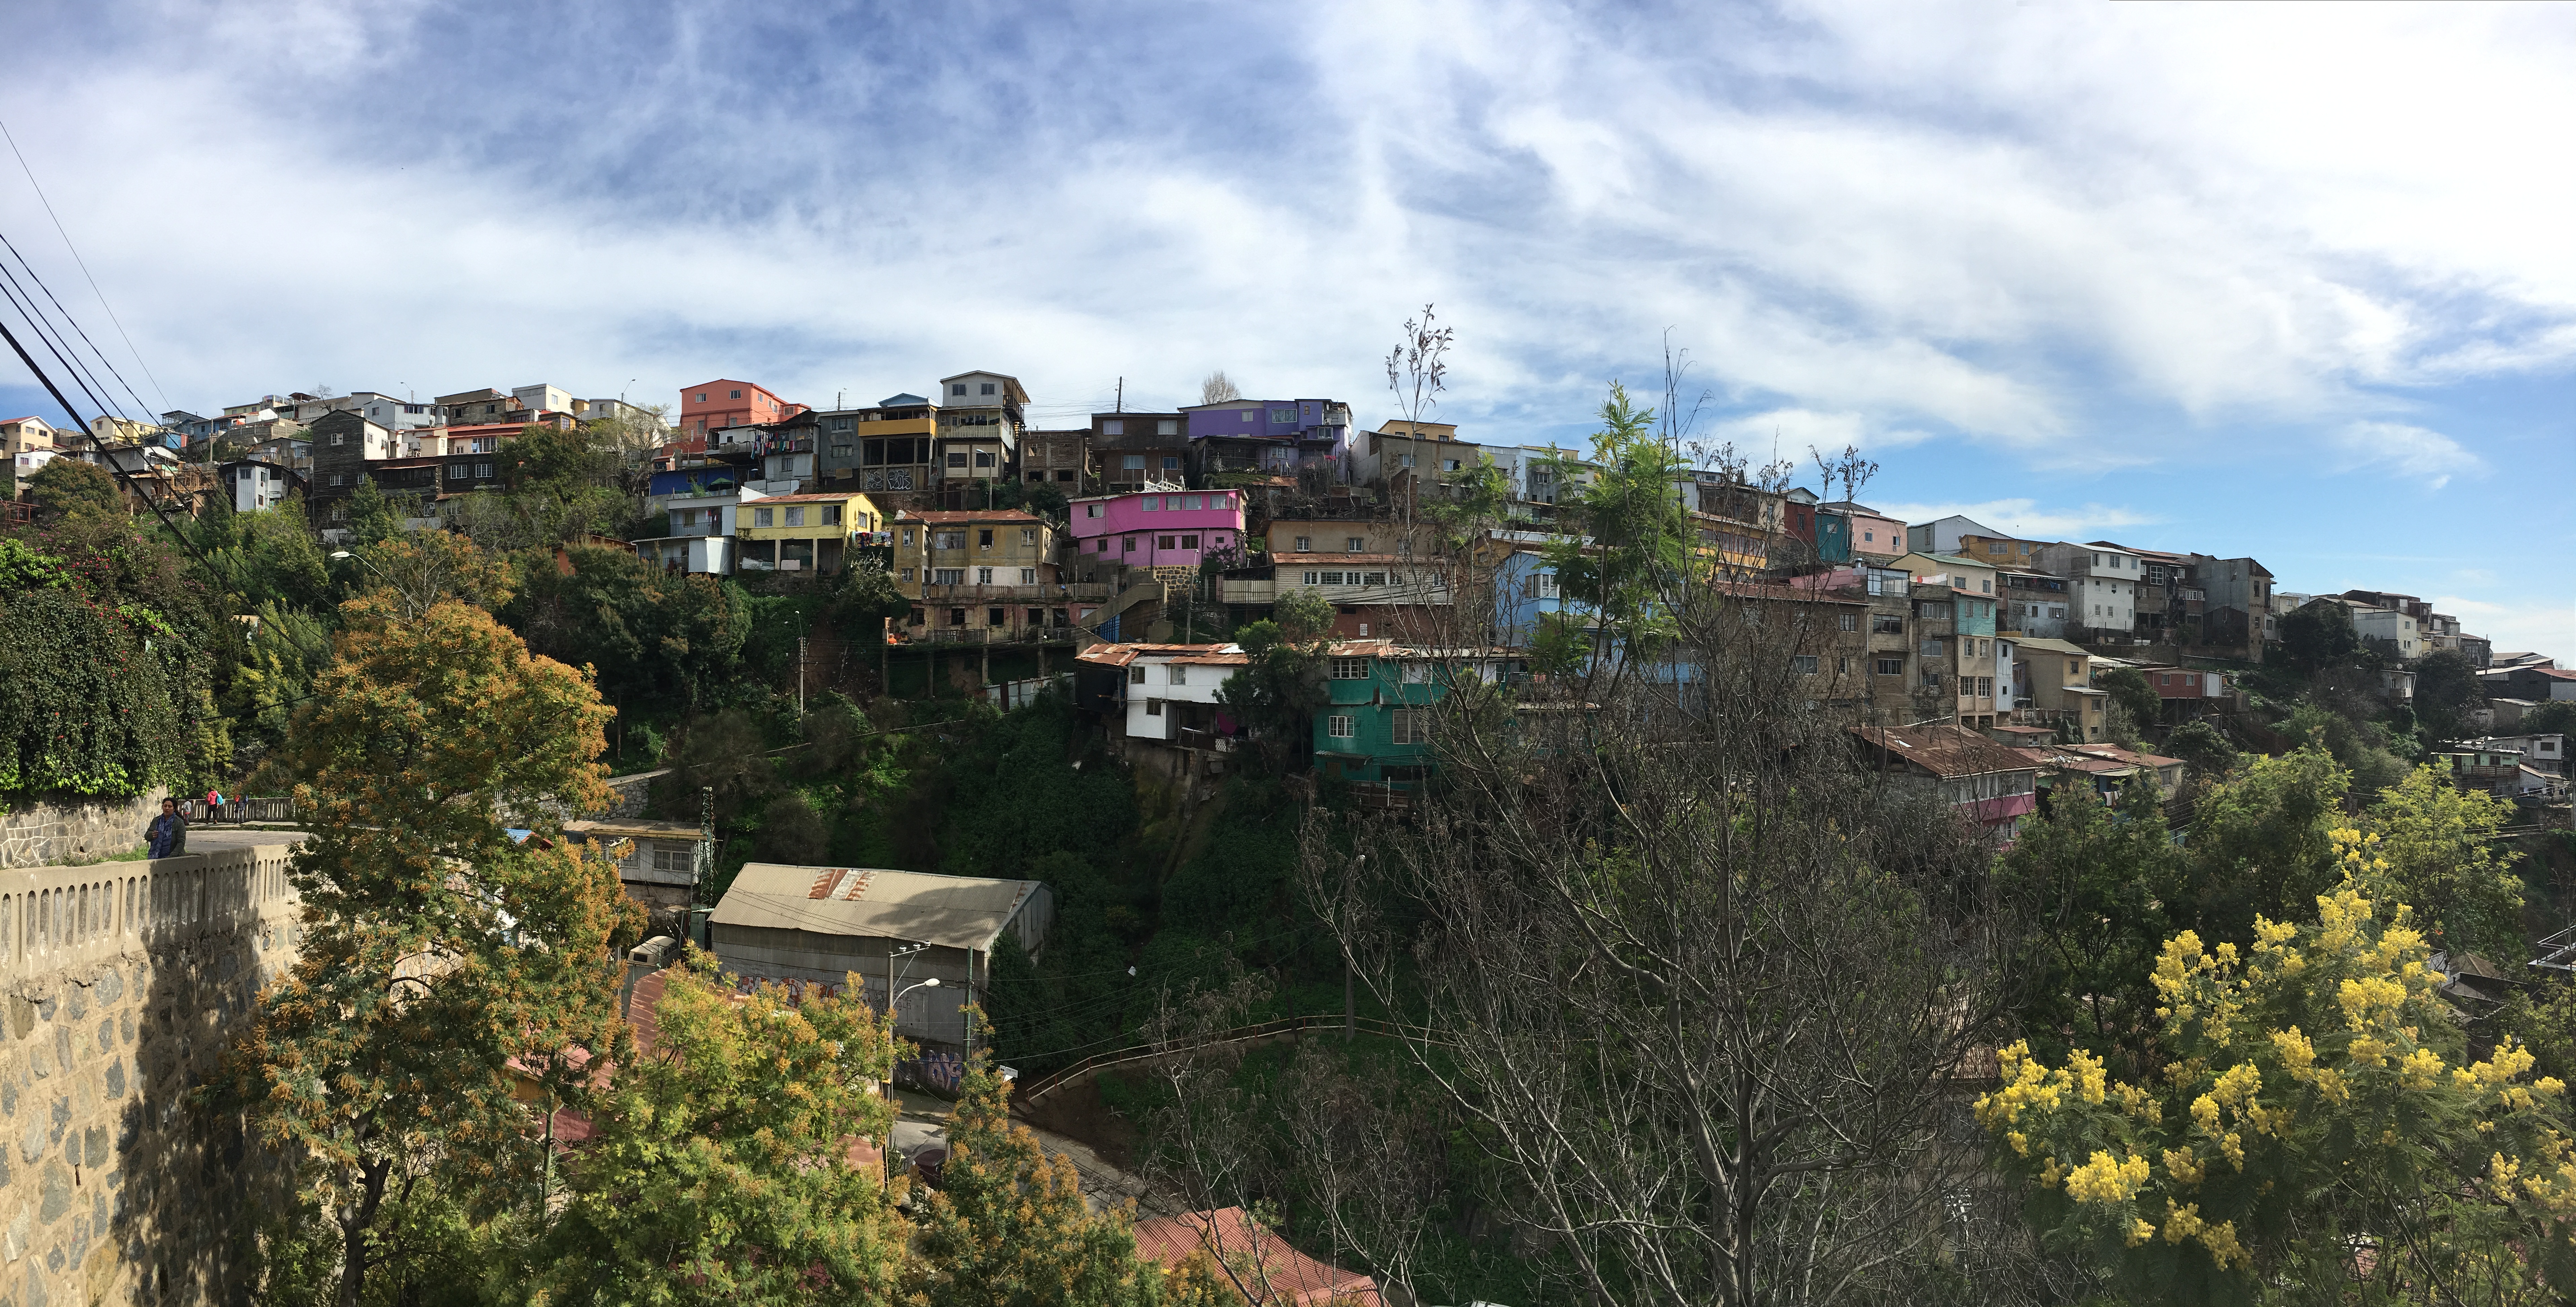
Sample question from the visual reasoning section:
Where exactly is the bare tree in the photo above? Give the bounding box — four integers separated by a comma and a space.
1135, 968, 1300, 1305
1201, 371, 1242, 405
1304, 573, 2021, 1307
1385, 304, 1452, 435
1278, 1043, 1451, 1305
1810, 443, 1880, 506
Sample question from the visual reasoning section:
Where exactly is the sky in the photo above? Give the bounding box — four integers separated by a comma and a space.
2, 0, 2570, 655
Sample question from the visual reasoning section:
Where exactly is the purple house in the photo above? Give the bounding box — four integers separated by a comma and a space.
1182, 398, 1353, 481
1067, 489, 1250, 569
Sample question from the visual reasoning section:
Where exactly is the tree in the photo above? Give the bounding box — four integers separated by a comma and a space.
2277, 602, 2357, 676
905, 1048, 1236, 1307
1539, 381, 1692, 681
222, 595, 642, 1307
826, 560, 910, 647
2523, 701, 2576, 737
2352, 766, 2526, 962
1214, 618, 1327, 762
1306, 572, 2013, 1306
2097, 667, 2160, 729
1200, 372, 1241, 405
2412, 648, 2487, 745
2161, 720, 2238, 785
2177, 747, 2349, 944
1978, 866, 2576, 1303
532, 949, 906, 1306
504, 545, 748, 711
1996, 777, 2185, 1080
337, 528, 517, 620
26, 455, 121, 522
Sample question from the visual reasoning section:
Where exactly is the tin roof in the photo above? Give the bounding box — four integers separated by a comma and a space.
1851, 724, 2039, 780
710, 863, 1043, 952
898, 509, 1047, 525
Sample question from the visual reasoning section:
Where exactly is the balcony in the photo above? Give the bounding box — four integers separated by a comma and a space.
918, 583, 1111, 603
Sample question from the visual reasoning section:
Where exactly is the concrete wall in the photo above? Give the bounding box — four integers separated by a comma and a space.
0, 792, 167, 871
0, 843, 299, 1306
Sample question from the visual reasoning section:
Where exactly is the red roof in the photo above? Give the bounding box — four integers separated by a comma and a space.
1852, 724, 2040, 780
1130, 1208, 1381, 1305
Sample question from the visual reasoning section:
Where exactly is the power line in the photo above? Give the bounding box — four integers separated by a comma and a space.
0, 228, 149, 421
0, 311, 210, 566
0, 116, 170, 411
0, 266, 117, 426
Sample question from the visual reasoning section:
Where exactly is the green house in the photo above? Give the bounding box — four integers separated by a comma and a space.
1311, 642, 1515, 789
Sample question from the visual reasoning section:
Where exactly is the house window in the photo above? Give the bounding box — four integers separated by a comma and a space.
1170, 665, 1188, 685
1103, 420, 1125, 435
977, 567, 994, 584
822, 506, 841, 524
755, 508, 774, 526
1293, 535, 1311, 552
1094, 540, 1108, 552
1141, 496, 1160, 511
447, 465, 467, 481
1327, 714, 1355, 740
1875, 657, 1904, 676
1056, 470, 1075, 482
948, 453, 968, 468
1346, 537, 1364, 552
1872, 614, 1904, 635
1157, 419, 1178, 435
729, 389, 743, 400
979, 529, 994, 548
1145, 698, 1165, 716
1182, 536, 1200, 550
1362, 572, 1386, 586
901, 568, 916, 582
331, 433, 345, 446
1130, 666, 1146, 684
2067, 659, 2081, 676
1158, 535, 1177, 550
1123, 455, 1145, 470
1533, 573, 1559, 598
1838, 612, 1858, 631
1320, 572, 1345, 585
981, 383, 996, 395
1124, 538, 1137, 552
1304, 571, 1319, 584
988, 607, 1006, 626
948, 607, 968, 625
933, 529, 963, 549
1087, 503, 1102, 519
934, 568, 964, 585
1022, 528, 1037, 545
785, 507, 806, 526
1392, 708, 1431, 745
975, 451, 994, 467
1018, 566, 1037, 585
1163, 456, 1180, 469
952, 384, 967, 396
1838, 657, 1852, 674
1792, 655, 1819, 675
1331, 658, 1369, 679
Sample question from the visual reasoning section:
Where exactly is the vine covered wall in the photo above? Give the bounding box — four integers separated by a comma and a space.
0, 535, 224, 801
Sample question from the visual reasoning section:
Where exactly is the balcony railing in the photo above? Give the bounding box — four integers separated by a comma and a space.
917, 583, 1112, 602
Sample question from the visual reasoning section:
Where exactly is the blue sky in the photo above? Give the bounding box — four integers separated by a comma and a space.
3, 0, 2571, 653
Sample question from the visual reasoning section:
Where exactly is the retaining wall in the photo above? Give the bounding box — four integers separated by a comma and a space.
0, 792, 169, 871
0, 844, 300, 1306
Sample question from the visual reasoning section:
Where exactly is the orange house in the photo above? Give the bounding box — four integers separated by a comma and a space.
679, 378, 800, 441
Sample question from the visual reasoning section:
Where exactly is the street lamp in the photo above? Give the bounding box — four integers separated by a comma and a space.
885, 976, 942, 1185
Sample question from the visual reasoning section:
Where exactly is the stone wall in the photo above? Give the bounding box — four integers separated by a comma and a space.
0, 844, 300, 1306
0, 792, 169, 871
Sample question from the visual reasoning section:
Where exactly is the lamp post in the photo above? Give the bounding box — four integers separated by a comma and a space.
327, 549, 427, 616
885, 974, 940, 1184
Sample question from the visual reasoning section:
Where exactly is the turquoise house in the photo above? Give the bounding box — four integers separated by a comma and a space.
1311, 642, 1515, 789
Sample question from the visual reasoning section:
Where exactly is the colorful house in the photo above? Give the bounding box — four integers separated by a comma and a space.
735, 490, 888, 574
1066, 488, 1248, 571
1313, 641, 1515, 790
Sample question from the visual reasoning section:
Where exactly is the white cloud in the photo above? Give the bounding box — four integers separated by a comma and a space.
2332, 421, 2484, 490
1868, 498, 2157, 542
2431, 596, 2576, 664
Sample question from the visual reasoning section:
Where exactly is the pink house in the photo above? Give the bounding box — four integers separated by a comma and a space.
1067, 489, 1248, 568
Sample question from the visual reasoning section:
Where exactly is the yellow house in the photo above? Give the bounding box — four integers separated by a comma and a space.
736, 490, 887, 574
2012, 637, 2109, 742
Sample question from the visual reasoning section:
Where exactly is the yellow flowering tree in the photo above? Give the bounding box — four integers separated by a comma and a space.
1978, 832, 2576, 1304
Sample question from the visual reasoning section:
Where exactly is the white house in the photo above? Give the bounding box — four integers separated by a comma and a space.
2351, 607, 2422, 661
2036, 542, 2141, 637
1074, 642, 1252, 744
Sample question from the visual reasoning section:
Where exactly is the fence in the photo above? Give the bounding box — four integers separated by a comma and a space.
183, 796, 296, 824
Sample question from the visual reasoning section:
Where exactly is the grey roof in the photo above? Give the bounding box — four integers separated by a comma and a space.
710, 863, 1044, 951
880, 393, 929, 406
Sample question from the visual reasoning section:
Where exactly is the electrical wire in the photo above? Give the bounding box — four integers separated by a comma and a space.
0, 266, 117, 425
0, 228, 148, 421
0, 115, 170, 411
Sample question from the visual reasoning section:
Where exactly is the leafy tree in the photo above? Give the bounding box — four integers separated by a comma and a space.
1215, 620, 1327, 761
1996, 778, 2184, 1079
2176, 747, 2347, 945
1541, 381, 1690, 671
1978, 866, 2576, 1303
2412, 648, 2487, 745
2276, 601, 2357, 676
757, 791, 830, 863
504, 545, 748, 711
2097, 667, 2160, 729
26, 455, 121, 522
343, 476, 427, 547
0, 530, 226, 795
2523, 700, 2576, 737
197, 489, 333, 614
827, 560, 910, 647
905, 1050, 1238, 1307
1272, 587, 1334, 643
336, 528, 517, 620
2161, 720, 2238, 784
2286, 701, 2412, 797
2352, 766, 2526, 961
223, 595, 642, 1307
656, 709, 779, 825
531, 949, 906, 1306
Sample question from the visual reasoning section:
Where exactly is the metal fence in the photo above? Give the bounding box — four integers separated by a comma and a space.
182, 797, 295, 825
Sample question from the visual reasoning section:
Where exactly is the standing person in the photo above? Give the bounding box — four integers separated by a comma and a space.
205, 786, 226, 822
146, 797, 188, 859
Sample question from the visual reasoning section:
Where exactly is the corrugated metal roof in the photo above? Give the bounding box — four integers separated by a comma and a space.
1852, 724, 2040, 780
710, 863, 1042, 951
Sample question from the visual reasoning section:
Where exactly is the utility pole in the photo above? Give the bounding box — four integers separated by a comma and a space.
798, 631, 808, 716
1115, 376, 1122, 413
694, 785, 714, 949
